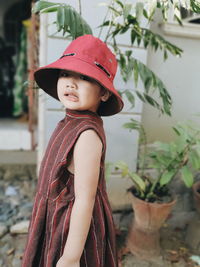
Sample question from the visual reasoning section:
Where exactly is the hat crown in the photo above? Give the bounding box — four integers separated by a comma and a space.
62, 35, 117, 81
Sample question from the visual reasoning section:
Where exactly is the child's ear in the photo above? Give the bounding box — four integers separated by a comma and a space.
101, 89, 111, 102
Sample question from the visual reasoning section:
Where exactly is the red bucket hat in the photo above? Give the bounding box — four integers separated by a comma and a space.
34, 34, 124, 116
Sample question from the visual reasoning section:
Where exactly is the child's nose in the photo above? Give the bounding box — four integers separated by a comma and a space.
66, 78, 77, 89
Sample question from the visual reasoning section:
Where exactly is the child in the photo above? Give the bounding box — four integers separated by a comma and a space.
22, 34, 124, 267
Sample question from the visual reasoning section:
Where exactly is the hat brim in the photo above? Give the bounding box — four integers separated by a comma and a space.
34, 57, 124, 116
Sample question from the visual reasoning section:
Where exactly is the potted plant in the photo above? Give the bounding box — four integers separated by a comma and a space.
115, 121, 200, 259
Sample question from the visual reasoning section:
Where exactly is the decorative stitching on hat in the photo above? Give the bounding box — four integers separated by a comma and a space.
60, 53, 76, 59
94, 61, 111, 78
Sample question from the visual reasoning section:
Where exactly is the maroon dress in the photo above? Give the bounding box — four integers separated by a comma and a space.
22, 109, 118, 267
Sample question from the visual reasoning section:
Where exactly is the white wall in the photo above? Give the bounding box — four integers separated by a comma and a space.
142, 17, 200, 143
38, 0, 148, 209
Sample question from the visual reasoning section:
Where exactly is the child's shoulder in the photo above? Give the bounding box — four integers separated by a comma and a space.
76, 129, 103, 150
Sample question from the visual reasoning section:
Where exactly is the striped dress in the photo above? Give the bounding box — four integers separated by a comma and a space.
22, 109, 118, 267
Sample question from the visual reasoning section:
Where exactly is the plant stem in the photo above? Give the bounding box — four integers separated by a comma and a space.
78, 0, 82, 15
104, 0, 115, 42
139, 124, 148, 178
98, 0, 112, 39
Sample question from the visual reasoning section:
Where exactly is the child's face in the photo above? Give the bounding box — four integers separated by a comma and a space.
57, 70, 104, 113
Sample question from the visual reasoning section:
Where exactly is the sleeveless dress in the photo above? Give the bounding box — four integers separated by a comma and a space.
22, 109, 118, 267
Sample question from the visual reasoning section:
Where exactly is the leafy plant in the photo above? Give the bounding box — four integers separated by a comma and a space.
33, 1, 92, 38
33, 0, 200, 117
115, 121, 200, 202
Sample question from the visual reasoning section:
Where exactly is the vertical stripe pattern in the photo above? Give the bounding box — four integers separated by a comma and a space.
22, 109, 118, 267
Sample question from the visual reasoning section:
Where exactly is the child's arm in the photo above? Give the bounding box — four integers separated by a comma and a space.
56, 129, 103, 267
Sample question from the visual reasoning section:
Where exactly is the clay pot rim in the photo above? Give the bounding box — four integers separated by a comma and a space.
128, 190, 177, 207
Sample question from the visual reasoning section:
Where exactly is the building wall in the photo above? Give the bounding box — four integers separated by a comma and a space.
142, 15, 200, 143
38, 0, 148, 209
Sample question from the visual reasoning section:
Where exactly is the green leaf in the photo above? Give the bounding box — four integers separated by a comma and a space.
131, 29, 137, 45
115, 161, 129, 177
33, 1, 59, 13
98, 20, 111, 27
160, 170, 176, 186
164, 50, 168, 61
115, 0, 124, 8
64, 7, 92, 38
124, 90, 135, 108
143, 9, 149, 20
174, 14, 183, 25
35, 3, 92, 38
133, 59, 139, 86
63, 5, 70, 32
57, 5, 65, 32
181, 166, 194, 188
129, 172, 146, 192
123, 119, 141, 131
191, 0, 200, 13
172, 126, 181, 136
119, 53, 126, 69
189, 150, 200, 170
73, 10, 83, 37
125, 50, 132, 58
109, 6, 121, 16
135, 91, 146, 102
143, 93, 160, 110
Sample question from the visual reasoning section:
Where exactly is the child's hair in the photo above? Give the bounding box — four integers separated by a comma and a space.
34, 35, 124, 116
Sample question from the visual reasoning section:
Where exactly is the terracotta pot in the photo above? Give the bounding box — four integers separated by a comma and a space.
127, 191, 176, 260
192, 180, 200, 214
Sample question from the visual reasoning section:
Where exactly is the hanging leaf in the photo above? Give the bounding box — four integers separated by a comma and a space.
133, 59, 139, 86
57, 5, 65, 32
181, 166, 194, 188
34, 2, 92, 38
123, 89, 135, 108
143, 93, 161, 110
143, 8, 149, 19
68, 8, 76, 38
63, 5, 70, 33
123, 119, 141, 131
115, 0, 124, 9
131, 29, 137, 45
33, 1, 59, 13
135, 91, 146, 102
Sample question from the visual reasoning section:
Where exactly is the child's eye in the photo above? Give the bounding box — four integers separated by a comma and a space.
60, 72, 69, 77
80, 75, 92, 82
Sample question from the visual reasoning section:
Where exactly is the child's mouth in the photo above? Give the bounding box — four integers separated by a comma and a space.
64, 93, 79, 102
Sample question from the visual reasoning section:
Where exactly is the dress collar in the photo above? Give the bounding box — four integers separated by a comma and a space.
65, 109, 103, 122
